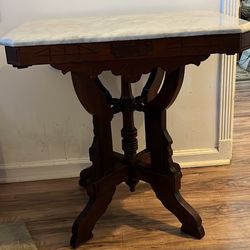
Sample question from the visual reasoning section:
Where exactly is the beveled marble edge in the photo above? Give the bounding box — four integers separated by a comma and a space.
1, 11, 250, 47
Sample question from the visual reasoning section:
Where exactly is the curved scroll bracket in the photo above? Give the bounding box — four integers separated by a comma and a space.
144, 54, 210, 111
141, 67, 165, 103
146, 66, 185, 111
71, 72, 113, 119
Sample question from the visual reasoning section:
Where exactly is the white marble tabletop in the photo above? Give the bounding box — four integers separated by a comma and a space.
1, 11, 250, 47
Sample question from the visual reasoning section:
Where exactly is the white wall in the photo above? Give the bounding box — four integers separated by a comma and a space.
0, 0, 234, 182
0, 0, 220, 36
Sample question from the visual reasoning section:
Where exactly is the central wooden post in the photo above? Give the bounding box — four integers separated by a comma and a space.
120, 76, 139, 191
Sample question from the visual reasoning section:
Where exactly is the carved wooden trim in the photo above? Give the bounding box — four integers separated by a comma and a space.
5, 32, 246, 68
51, 55, 210, 77
146, 67, 185, 111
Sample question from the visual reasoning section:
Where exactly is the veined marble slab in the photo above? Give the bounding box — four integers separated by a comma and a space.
1, 11, 250, 47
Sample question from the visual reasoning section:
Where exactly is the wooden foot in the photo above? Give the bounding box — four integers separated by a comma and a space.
79, 167, 94, 188
181, 224, 205, 239
125, 177, 139, 192
150, 171, 205, 239
70, 185, 116, 248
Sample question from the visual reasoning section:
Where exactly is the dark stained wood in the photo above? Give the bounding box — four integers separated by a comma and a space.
70, 185, 116, 248
4, 33, 247, 67
68, 64, 207, 247
71, 163, 129, 248
142, 68, 165, 149
71, 72, 114, 179
56, 61, 208, 247
143, 67, 165, 103
69, 72, 117, 247
136, 66, 204, 238
50, 54, 211, 80
2, 29, 250, 249
144, 67, 185, 173
120, 76, 138, 164
120, 76, 139, 192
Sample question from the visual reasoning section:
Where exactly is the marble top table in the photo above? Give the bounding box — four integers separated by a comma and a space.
1, 11, 250, 69
1, 11, 250, 46
1, 11, 250, 249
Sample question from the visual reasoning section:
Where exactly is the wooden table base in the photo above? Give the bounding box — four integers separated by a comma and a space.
65, 65, 205, 248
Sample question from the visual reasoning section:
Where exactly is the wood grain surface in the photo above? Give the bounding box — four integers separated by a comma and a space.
0, 79, 250, 249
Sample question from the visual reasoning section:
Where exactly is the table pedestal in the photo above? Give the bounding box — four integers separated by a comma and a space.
52, 57, 207, 248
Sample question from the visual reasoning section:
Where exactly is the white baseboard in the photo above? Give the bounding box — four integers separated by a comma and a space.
0, 140, 232, 183
174, 139, 232, 168
0, 158, 90, 183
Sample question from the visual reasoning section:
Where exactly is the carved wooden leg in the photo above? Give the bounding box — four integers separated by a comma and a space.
144, 67, 205, 238
134, 162, 204, 239
70, 72, 116, 247
71, 184, 116, 248
150, 162, 205, 239
79, 116, 114, 186
78, 162, 94, 188
78, 136, 96, 187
